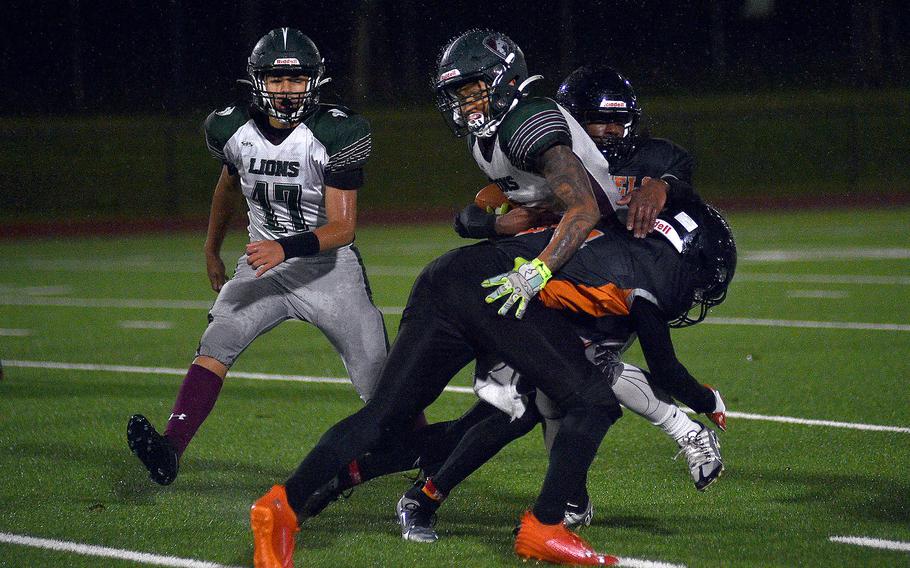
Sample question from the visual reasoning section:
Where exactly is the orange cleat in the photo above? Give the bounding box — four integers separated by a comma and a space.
514, 510, 618, 566
704, 384, 727, 432
251, 485, 300, 568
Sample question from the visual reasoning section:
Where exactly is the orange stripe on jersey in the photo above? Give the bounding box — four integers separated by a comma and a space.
538, 280, 632, 318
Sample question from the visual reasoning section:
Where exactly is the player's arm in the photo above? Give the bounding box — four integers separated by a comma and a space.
660, 144, 697, 209
481, 145, 598, 319
619, 142, 697, 238
204, 165, 242, 292
245, 186, 357, 277
629, 299, 716, 414
312, 186, 356, 248
534, 144, 600, 272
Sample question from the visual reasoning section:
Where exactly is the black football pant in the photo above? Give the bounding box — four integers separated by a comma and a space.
283, 242, 622, 524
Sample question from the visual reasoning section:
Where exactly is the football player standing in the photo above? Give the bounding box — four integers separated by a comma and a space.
126, 28, 388, 486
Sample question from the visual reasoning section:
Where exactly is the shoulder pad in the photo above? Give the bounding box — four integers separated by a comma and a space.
499, 97, 571, 171
307, 104, 372, 171
203, 104, 251, 161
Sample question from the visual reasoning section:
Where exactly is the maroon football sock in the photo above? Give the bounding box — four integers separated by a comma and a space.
164, 364, 224, 457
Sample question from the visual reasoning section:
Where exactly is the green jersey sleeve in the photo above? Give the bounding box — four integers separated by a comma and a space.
203, 104, 250, 165
498, 97, 572, 173
307, 105, 372, 171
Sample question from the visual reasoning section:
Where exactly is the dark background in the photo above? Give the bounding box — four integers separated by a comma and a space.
5, 0, 908, 113
1, 0, 909, 223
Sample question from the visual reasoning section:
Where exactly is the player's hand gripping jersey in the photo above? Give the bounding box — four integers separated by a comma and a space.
610, 137, 696, 208
204, 103, 371, 243
470, 96, 628, 225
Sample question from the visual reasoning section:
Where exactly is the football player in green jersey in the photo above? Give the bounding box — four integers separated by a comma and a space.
127, 28, 392, 487
435, 29, 604, 319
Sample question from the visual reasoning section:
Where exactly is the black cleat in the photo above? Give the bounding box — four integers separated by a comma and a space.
127, 414, 179, 485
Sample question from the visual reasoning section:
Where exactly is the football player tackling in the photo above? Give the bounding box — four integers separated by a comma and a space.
126, 28, 388, 486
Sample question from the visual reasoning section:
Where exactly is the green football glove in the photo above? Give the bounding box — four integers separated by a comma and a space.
481, 257, 552, 319
485, 202, 511, 215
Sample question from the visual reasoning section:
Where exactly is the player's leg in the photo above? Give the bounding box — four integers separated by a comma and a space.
612, 364, 723, 490
396, 400, 541, 542
284, 248, 390, 403
301, 399, 503, 520
128, 257, 290, 485
278, 259, 479, 520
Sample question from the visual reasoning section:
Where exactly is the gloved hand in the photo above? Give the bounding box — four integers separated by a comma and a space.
454, 203, 498, 239
481, 257, 552, 319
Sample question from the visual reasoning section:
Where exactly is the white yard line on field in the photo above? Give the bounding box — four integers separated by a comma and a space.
5, 360, 909, 434
785, 290, 849, 299
118, 320, 176, 330
0, 530, 684, 568
617, 558, 686, 568
735, 273, 910, 285
0, 328, 31, 336
1, 296, 908, 331
0, 532, 243, 568
703, 317, 910, 332
829, 535, 910, 552
742, 248, 910, 261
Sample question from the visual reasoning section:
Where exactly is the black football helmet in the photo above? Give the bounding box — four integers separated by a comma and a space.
555, 65, 641, 162
244, 28, 329, 123
435, 30, 541, 138
670, 204, 737, 328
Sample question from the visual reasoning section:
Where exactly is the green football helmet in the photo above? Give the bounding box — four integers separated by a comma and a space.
434, 30, 540, 137
245, 28, 330, 123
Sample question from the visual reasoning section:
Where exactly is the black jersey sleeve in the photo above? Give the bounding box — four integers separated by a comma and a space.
656, 139, 696, 208
629, 298, 715, 413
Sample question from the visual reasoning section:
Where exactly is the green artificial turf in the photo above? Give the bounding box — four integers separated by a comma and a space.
1, 208, 908, 567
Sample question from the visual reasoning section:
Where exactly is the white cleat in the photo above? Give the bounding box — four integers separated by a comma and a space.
675, 421, 724, 491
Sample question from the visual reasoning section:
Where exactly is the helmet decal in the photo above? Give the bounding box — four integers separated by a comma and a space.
440, 69, 461, 81
273, 58, 300, 66
483, 35, 511, 60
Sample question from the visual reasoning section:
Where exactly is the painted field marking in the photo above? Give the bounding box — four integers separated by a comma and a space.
119, 320, 176, 330
704, 317, 910, 332
616, 558, 686, 568
5, 360, 909, 434
0, 328, 31, 337
829, 535, 910, 552
786, 290, 849, 299
742, 248, 910, 262
0, 530, 683, 568
0, 296, 213, 309
0, 531, 243, 568
1, 296, 908, 332
735, 273, 910, 285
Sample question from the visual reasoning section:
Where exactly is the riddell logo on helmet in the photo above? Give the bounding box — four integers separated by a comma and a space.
654, 220, 673, 235
274, 58, 300, 65
600, 101, 627, 108
440, 69, 461, 81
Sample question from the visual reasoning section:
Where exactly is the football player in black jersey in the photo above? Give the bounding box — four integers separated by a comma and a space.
555, 64, 698, 239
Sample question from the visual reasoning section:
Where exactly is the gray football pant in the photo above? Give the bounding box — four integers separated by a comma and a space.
196, 245, 388, 402
541, 363, 675, 451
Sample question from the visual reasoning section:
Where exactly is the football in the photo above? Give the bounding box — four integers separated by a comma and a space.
474, 183, 511, 212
